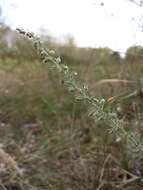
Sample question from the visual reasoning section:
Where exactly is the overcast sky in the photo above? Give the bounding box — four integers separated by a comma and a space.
1, 0, 143, 53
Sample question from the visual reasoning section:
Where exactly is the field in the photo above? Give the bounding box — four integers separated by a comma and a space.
0, 27, 143, 190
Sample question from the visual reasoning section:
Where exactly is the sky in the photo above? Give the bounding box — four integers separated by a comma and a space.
1, 0, 143, 53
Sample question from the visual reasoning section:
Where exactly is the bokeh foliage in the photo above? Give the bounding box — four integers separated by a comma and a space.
0, 24, 143, 189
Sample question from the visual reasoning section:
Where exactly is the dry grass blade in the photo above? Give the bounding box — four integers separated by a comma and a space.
94, 79, 136, 87
99, 154, 139, 189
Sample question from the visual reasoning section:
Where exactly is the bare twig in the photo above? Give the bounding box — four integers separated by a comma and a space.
128, 0, 143, 7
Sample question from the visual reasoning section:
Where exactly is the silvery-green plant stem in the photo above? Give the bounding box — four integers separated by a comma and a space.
16, 28, 143, 173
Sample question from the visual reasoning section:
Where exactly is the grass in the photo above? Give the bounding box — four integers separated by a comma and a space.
0, 31, 143, 189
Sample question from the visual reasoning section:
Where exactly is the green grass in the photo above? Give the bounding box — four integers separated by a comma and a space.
0, 40, 143, 190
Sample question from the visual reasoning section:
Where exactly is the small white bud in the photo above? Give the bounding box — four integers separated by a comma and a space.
115, 137, 121, 143
117, 107, 122, 112
56, 57, 61, 63
100, 98, 106, 104
83, 85, 88, 90
49, 50, 55, 55
63, 65, 68, 70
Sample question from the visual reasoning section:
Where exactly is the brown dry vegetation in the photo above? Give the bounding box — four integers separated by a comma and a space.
0, 26, 143, 189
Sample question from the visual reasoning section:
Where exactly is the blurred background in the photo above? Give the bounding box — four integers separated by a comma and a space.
0, 0, 143, 189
